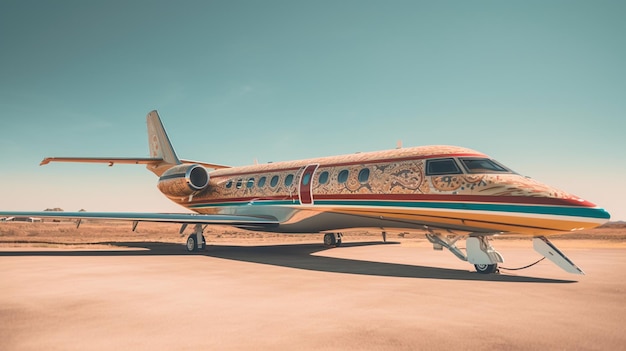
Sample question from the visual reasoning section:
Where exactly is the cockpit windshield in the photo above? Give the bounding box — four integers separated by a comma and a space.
425, 158, 462, 175
459, 158, 510, 173
425, 157, 512, 175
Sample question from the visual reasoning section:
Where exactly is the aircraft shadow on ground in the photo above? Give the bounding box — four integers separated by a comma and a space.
0, 241, 575, 283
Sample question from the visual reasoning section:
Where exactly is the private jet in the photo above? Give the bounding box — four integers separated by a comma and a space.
0, 111, 610, 274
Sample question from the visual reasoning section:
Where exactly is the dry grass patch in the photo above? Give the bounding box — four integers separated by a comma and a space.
1, 220, 625, 249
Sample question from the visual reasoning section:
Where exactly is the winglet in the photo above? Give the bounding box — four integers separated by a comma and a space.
147, 110, 181, 165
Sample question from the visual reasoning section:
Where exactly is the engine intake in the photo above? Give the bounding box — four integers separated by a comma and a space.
157, 164, 210, 197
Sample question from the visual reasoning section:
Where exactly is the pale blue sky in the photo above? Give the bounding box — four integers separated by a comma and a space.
1, 1, 625, 220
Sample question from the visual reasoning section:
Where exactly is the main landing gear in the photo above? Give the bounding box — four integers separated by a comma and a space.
323, 233, 343, 247
185, 223, 206, 252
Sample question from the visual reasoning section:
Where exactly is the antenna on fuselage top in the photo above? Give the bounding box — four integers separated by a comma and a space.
396, 140, 403, 149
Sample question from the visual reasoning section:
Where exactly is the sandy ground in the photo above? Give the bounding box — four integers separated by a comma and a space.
1, 223, 626, 350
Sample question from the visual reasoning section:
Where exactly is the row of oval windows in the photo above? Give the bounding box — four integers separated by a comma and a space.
225, 168, 371, 190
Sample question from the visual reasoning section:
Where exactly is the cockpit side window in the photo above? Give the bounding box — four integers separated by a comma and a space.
425, 158, 462, 175
460, 158, 510, 173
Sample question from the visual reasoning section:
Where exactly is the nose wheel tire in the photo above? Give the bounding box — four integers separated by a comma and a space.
474, 263, 498, 274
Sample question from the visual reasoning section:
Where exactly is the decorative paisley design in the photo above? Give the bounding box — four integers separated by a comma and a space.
431, 175, 463, 192
181, 145, 580, 207
345, 167, 362, 192
387, 162, 424, 194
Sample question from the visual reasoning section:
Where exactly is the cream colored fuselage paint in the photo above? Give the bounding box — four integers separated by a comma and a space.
157, 145, 608, 235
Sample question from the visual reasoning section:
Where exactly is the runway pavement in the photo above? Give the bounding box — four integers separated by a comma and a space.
1, 240, 625, 350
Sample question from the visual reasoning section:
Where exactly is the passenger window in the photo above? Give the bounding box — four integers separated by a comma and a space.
246, 177, 255, 188
338, 170, 349, 183
225, 180, 233, 189
358, 168, 370, 183
285, 174, 294, 186
270, 175, 279, 187
258, 176, 267, 188
460, 158, 509, 173
426, 158, 462, 175
302, 173, 311, 186
318, 171, 329, 184
236, 179, 243, 189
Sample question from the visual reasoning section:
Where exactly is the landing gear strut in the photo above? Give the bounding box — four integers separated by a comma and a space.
466, 236, 503, 274
323, 233, 343, 247
185, 223, 206, 252
426, 232, 503, 274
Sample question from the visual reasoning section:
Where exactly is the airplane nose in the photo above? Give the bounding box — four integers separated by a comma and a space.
565, 199, 611, 229
594, 207, 611, 222
570, 197, 610, 219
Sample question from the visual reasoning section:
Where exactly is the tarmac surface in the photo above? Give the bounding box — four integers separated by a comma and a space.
1, 239, 625, 350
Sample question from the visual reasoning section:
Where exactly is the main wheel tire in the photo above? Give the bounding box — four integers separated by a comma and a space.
474, 263, 498, 274
186, 235, 197, 252
323, 233, 336, 247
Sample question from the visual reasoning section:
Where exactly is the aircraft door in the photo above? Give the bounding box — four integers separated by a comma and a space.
298, 164, 319, 205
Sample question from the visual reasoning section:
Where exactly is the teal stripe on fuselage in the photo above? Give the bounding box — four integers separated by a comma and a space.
188, 199, 609, 219
316, 200, 609, 219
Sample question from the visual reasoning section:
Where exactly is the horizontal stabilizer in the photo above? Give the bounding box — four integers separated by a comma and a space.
0, 211, 278, 229
533, 236, 584, 275
40, 157, 163, 166
40, 157, 231, 169
40, 111, 232, 171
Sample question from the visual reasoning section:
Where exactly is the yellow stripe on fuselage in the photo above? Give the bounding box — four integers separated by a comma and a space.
324, 206, 602, 235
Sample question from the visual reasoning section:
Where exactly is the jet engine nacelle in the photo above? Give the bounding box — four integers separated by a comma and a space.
157, 164, 210, 197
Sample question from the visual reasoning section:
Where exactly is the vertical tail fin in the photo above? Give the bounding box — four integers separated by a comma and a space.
147, 110, 181, 165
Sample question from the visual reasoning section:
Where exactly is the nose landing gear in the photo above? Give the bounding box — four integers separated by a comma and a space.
426, 232, 503, 274
466, 236, 504, 274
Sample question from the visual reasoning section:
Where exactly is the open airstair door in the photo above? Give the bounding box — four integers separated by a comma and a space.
533, 236, 584, 275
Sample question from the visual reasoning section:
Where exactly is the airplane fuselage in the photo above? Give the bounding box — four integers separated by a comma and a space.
154, 145, 610, 235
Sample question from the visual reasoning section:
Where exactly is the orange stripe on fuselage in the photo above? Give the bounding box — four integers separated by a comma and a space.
328, 207, 603, 234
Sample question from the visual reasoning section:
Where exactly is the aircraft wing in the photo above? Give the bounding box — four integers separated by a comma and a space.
0, 211, 278, 229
